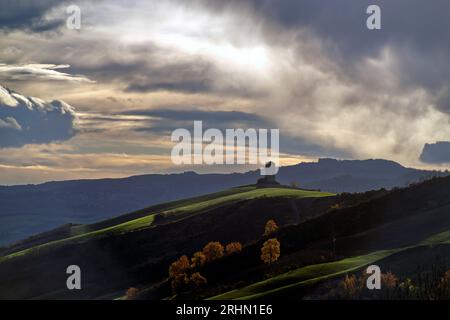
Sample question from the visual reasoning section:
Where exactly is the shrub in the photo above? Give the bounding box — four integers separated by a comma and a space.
261, 238, 280, 264
125, 287, 140, 300
381, 272, 398, 289
263, 220, 278, 237
399, 278, 417, 297
202, 241, 224, 262
339, 274, 361, 299
225, 242, 242, 255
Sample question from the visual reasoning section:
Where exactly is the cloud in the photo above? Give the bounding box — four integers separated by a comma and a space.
420, 142, 450, 164
0, 85, 78, 148
1, 0, 450, 174
201, 0, 450, 115
0, 64, 94, 83
126, 80, 210, 94
67, 44, 263, 97
118, 108, 341, 157
122, 108, 269, 124
0, 117, 22, 130
119, 108, 270, 134
0, 0, 67, 32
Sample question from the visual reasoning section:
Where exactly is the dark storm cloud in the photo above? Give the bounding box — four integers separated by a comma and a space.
280, 134, 352, 159
202, 0, 450, 113
0, 0, 68, 32
202, 0, 450, 54
122, 108, 339, 157
29, 18, 65, 32
70, 48, 263, 97
77, 58, 216, 95
122, 109, 270, 132
420, 142, 450, 164
0, 86, 77, 148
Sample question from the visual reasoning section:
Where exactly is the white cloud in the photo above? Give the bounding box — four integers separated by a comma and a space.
0, 63, 94, 83
0, 116, 22, 130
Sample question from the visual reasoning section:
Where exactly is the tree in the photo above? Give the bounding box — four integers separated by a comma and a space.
169, 255, 190, 279
339, 274, 361, 299
171, 273, 189, 293
202, 241, 224, 262
191, 251, 207, 268
264, 219, 278, 237
381, 272, 398, 289
190, 272, 207, 288
125, 287, 140, 300
260, 238, 280, 264
225, 242, 242, 255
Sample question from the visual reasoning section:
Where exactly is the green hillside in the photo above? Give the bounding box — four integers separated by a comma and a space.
210, 250, 397, 300
0, 187, 333, 263
1, 176, 449, 300
210, 230, 450, 300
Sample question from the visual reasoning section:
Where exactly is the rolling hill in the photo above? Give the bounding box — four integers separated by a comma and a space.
0, 158, 446, 246
0, 174, 449, 300
0, 186, 336, 299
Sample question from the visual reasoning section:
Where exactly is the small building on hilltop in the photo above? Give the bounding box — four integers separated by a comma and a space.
256, 161, 280, 187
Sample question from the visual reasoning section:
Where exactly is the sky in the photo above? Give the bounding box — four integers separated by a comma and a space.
1, 0, 450, 185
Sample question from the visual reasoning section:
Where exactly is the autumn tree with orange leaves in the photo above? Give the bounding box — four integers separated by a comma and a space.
125, 287, 140, 300
264, 220, 278, 237
169, 255, 190, 278
261, 238, 280, 264
202, 241, 224, 262
225, 242, 242, 255
191, 251, 207, 268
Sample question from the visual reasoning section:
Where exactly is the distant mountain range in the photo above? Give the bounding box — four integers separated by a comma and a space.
0, 158, 447, 246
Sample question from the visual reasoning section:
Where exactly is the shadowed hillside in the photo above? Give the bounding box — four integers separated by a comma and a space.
0, 158, 446, 246
0, 187, 335, 299
0, 175, 449, 300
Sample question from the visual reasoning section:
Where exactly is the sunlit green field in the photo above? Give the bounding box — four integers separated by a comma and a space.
210, 230, 450, 300
0, 186, 334, 263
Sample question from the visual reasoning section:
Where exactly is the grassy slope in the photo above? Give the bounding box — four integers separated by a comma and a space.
210, 230, 450, 300
166, 188, 332, 216
0, 187, 333, 263
420, 230, 450, 246
210, 250, 397, 300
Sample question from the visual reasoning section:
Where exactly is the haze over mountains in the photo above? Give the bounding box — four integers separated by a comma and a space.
0, 158, 447, 246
